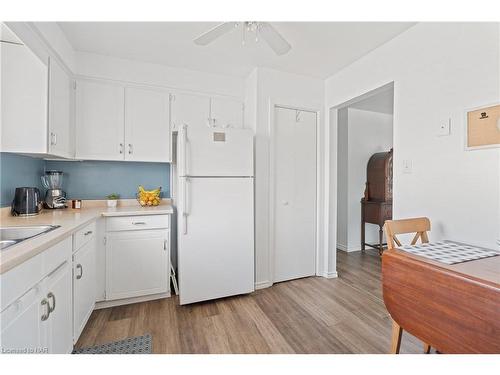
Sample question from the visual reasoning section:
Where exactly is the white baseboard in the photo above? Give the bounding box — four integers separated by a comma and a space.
337, 243, 362, 253
255, 280, 273, 290
319, 271, 338, 279
95, 291, 171, 309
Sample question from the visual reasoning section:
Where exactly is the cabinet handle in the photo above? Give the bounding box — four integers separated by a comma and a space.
50, 132, 56, 146
84, 230, 93, 236
53, 133, 57, 145
128, 143, 133, 154
47, 292, 56, 313
76, 264, 83, 280
119, 143, 124, 154
132, 221, 146, 225
41, 298, 49, 321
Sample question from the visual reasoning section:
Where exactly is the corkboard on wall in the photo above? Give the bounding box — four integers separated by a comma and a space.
467, 104, 500, 148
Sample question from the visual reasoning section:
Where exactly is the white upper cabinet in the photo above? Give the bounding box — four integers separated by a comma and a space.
48, 57, 73, 158
125, 87, 171, 162
1, 40, 48, 154
210, 97, 244, 129
75, 80, 125, 160
170, 93, 210, 131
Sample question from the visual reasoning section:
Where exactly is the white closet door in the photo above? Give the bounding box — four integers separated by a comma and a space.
273, 107, 317, 283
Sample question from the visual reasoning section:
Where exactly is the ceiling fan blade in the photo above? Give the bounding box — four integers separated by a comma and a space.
194, 22, 238, 45
259, 23, 291, 56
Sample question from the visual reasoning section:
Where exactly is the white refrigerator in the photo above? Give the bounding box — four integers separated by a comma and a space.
177, 125, 255, 305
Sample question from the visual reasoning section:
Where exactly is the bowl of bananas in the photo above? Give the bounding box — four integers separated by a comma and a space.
137, 185, 162, 207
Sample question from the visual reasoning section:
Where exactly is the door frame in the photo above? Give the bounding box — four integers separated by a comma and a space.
269, 102, 321, 285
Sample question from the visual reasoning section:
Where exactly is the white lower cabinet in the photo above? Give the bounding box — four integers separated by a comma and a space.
106, 229, 169, 300
0, 238, 73, 354
0, 284, 45, 353
45, 262, 73, 354
72, 239, 96, 343
105, 215, 170, 301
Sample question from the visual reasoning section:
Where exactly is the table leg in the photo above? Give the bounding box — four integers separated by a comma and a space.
361, 205, 365, 251
379, 226, 384, 255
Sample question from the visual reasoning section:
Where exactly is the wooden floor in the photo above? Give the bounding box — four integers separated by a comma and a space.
76, 249, 425, 353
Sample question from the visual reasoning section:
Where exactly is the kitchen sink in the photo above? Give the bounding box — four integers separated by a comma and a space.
0, 225, 61, 250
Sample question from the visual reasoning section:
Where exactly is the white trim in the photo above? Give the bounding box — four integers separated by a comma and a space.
336, 243, 362, 253
318, 271, 338, 279
255, 280, 273, 290
463, 101, 500, 151
269, 101, 321, 284
94, 291, 171, 309
329, 81, 396, 271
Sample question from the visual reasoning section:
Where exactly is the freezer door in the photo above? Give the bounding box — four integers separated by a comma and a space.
178, 126, 254, 177
178, 177, 254, 305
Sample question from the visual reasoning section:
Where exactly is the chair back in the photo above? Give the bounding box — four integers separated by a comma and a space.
384, 217, 431, 250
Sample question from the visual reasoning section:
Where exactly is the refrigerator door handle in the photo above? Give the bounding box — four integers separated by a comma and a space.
182, 177, 190, 235
180, 124, 188, 176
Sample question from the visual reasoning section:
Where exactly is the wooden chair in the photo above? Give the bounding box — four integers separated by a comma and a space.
383, 217, 432, 354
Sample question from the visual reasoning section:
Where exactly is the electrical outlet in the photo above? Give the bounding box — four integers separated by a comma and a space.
402, 159, 412, 174
438, 118, 451, 136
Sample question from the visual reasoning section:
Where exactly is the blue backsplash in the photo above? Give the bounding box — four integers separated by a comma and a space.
0, 153, 170, 207
0, 153, 45, 207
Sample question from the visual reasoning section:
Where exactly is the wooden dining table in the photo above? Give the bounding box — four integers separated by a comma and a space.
382, 245, 500, 354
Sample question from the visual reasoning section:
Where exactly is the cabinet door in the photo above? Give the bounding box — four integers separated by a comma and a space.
45, 261, 73, 354
210, 97, 244, 129
106, 230, 169, 300
170, 93, 210, 132
73, 239, 96, 343
75, 80, 125, 160
0, 40, 48, 153
0, 284, 46, 354
48, 57, 73, 158
125, 87, 171, 162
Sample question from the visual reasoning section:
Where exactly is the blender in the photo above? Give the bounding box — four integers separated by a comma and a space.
41, 170, 67, 209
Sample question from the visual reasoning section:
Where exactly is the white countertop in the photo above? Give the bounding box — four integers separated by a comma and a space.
0, 203, 173, 274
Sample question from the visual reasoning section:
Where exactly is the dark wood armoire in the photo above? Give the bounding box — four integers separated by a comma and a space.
361, 148, 393, 254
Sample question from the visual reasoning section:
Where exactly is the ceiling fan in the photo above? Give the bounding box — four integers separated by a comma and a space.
194, 22, 291, 56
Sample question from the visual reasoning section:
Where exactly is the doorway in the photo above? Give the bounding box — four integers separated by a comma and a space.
272, 106, 317, 283
335, 84, 394, 253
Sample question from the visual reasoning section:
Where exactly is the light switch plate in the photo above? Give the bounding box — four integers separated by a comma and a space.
402, 159, 412, 174
438, 118, 451, 136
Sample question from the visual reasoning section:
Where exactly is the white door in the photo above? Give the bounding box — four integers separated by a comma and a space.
210, 97, 244, 129
75, 80, 125, 160
273, 107, 317, 282
73, 240, 96, 342
178, 126, 254, 177
48, 57, 72, 158
45, 261, 73, 353
0, 40, 48, 154
170, 92, 210, 132
178, 177, 254, 305
125, 87, 171, 162
0, 284, 45, 353
106, 230, 169, 300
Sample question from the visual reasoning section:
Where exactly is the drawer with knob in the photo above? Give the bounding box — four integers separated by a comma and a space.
73, 221, 96, 252
106, 214, 169, 232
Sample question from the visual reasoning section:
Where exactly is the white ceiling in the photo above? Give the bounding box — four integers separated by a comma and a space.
350, 88, 394, 114
58, 22, 415, 79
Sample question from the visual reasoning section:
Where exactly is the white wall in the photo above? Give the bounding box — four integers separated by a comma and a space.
75, 52, 244, 98
326, 23, 500, 270
346, 108, 393, 250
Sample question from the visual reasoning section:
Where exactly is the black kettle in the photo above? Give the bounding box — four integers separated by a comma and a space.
11, 187, 43, 216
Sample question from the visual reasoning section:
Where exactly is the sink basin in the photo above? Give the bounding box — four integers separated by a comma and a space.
0, 225, 61, 250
